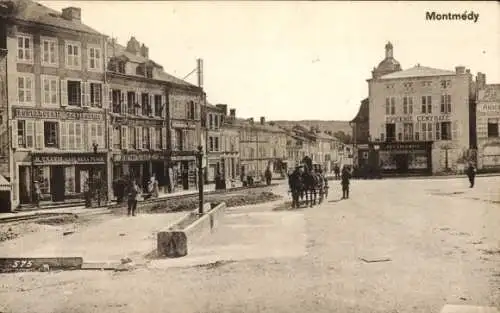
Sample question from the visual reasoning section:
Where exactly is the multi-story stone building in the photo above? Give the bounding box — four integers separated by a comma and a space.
476, 79, 500, 171
368, 42, 478, 175
227, 114, 287, 180
202, 104, 239, 183
106, 37, 169, 194
2, 1, 109, 209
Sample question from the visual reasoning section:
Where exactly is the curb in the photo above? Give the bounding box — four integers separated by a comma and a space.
440, 304, 499, 313
156, 202, 227, 258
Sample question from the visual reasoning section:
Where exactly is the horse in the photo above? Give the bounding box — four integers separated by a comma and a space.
302, 165, 326, 207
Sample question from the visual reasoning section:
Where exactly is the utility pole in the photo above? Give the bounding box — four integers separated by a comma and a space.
197, 145, 204, 214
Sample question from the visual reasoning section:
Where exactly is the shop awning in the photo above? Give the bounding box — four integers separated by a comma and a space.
0, 175, 11, 191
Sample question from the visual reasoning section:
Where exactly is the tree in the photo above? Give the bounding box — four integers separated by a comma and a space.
333, 131, 352, 144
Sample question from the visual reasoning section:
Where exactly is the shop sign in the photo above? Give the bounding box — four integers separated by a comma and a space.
32, 154, 105, 165
381, 142, 429, 151
14, 108, 103, 121
171, 120, 196, 129
118, 153, 164, 162
385, 115, 413, 123
172, 155, 194, 161
477, 103, 500, 113
479, 86, 500, 102
416, 114, 450, 122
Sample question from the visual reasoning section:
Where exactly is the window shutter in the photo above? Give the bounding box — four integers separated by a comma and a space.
134, 126, 140, 149
121, 126, 128, 150
11, 120, 18, 149
60, 79, 68, 107
183, 130, 189, 150
60, 121, 68, 150
161, 95, 166, 118
136, 90, 141, 114
150, 127, 155, 150
138, 127, 143, 149
83, 123, 89, 150
149, 95, 154, 116
452, 121, 458, 140
75, 123, 82, 149
162, 127, 167, 149
98, 124, 104, 148
35, 120, 44, 149
40, 75, 46, 106
26, 120, 34, 148
102, 84, 109, 109
121, 91, 127, 114
81, 81, 88, 107
108, 125, 114, 150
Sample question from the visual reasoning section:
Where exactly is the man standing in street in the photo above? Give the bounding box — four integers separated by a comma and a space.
466, 162, 476, 188
127, 180, 140, 216
334, 164, 340, 180
341, 166, 351, 199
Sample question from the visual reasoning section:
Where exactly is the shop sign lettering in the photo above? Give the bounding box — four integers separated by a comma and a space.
477, 103, 500, 113
416, 115, 451, 122
171, 121, 196, 129
14, 108, 103, 121
33, 155, 105, 165
385, 116, 413, 123
382, 143, 428, 151
120, 154, 163, 162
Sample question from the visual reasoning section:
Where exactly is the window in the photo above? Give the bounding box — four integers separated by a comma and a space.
214, 115, 219, 129
141, 93, 150, 115
67, 80, 81, 106
64, 167, 76, 194
188, 101, 196, 119
440, 95, 451, 113
403, 96, 413, 114
155, 128, 161, 150
146, 67, 153, 79
440, 122, 452, 140
385, 97, 395, 115
440, 80, 451, 89
421, 123, 433, 141
112, 89, 121, 113
209, 114, 213, 129
175, 129, 183, 150
44, 121, 58, 148
403, 123, 413, 141
142, 127, 150, 149
129, 127, 135, 149
209, 137, 214, 151
17, 35, 33, 62
41, 38, 57, 65
88, 47, 101, 70
38, 167, 50, 194
214, 137, 219, 151
89, 124, 104, 148
421, 96, 432, 114
113, 127, 121, 149
42, 76, 58, 106
154, 95, 162, 117
90, 83, 102, 107
488, 119, 499, 138
66, 42, 81, 68
17, 120, 34, 148
18, 75, 33, 104
118, 62, 126, 74
127, 91, 135, 114
136, 65, 144, 76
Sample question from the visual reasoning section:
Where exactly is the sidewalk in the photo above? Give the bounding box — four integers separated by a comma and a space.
0, 212, 186, 263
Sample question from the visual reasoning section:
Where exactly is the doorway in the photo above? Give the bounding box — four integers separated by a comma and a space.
18, 166, 31, 204
181, 161, 189, 190
50, 166, 65, 202
394, 153, 409, 173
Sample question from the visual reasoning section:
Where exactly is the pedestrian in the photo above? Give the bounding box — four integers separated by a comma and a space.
334, 164, 340, 180
289, 165, 304, 208
466, 162, 476, 188
127, 180, 140, 216
341, 165, 351, 199
265, 167, 272, 186
148, 175, 159, 198
33, 180, 41, 208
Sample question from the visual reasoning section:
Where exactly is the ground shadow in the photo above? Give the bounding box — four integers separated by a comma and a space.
328, 199, 344, 203
272, 201, 306, 211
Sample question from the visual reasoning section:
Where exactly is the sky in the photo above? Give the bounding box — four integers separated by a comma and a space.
39, 1, 500, 122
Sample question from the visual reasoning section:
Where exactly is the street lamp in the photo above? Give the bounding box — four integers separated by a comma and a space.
196, 145, 204, 215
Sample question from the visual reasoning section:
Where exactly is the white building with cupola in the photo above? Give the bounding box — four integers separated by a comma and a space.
367, 42, 479, 175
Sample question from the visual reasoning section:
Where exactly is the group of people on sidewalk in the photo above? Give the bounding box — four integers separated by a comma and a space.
125, 175, 160, 216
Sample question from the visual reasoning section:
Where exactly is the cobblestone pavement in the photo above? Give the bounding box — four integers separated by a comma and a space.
0, 177, 499, 313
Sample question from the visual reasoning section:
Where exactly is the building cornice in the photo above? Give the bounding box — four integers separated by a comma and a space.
4, 17, 106, 38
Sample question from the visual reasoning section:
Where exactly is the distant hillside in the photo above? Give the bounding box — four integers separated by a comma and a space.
271, 120, 352, 136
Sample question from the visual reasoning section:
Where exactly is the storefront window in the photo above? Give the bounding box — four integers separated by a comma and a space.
38, 166, 50, 195
65, 166, 75, 193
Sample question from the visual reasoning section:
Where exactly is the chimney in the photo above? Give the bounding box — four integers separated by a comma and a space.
62, 7, 81, 22
477, 72, 486, 90
126, 36, 141, 55
197, 58, 203, 88
216, 104, 228, 116
140, 44, 149, 59
229, 109, 236, 119
260, 116, 265, 125
455, 66, 466, 74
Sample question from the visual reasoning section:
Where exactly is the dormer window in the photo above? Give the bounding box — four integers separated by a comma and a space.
136, 65, 144, 76
118, 61, 125, 74
146, 67, 153, 79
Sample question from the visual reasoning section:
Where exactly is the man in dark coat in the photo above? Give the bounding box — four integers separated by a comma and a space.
466, 162, 476, 188
334, 164, 340, 180
289, 166, 304, 208
341, 166, 351, 199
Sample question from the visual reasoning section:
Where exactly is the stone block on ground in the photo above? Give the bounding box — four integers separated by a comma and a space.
157, 231, 187, 257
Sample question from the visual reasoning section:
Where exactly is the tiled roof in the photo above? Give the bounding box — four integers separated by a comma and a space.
226, 118, 285, 133
6, 0, 102, 35
380, 65, 456, 80
351, 98, 369, 123
107, 40, 196, 88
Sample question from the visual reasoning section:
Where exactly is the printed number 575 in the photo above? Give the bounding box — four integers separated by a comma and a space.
12, 260, 33, 268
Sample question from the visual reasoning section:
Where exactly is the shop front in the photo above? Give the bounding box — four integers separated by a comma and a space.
112, 152, 167, 193
18, 153, 107, 206
169, 153, 197, 191
377, 141, 433, 176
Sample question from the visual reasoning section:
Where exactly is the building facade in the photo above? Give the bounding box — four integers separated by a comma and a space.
106, 37, 169, 194
476, 82, 500, 171
3, 3, 110, 208
368, 42, 477, 175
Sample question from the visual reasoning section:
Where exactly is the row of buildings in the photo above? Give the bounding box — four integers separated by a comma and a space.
350, 42, 499, 176
0, 0, 349, 211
